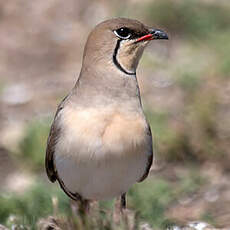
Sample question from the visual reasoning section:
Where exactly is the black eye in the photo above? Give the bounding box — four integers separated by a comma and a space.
114, 27, 131, 39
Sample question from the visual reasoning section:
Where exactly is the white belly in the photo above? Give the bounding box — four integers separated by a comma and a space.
55, 149, 148, 200
54, 106, 151, 200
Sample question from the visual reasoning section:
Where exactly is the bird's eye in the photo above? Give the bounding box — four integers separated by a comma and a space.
114, 27, 131, 39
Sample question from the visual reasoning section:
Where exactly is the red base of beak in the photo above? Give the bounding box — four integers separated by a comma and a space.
137, 34, 153, 42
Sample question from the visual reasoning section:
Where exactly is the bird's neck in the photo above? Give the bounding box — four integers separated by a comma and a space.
72, 65, 142, 108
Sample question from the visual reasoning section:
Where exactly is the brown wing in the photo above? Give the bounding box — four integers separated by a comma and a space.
138, 125, 153, 182
45, 95, 68, 183
45, 95, 87, 202
45, 109, 62, 182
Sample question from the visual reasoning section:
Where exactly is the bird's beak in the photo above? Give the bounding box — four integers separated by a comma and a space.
136, 29, 168, 42
149, 29, 168, 40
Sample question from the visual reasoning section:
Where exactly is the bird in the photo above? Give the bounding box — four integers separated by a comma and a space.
45, 18, 168, 214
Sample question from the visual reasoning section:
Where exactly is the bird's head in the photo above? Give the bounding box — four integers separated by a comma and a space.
82, 18, 168, 76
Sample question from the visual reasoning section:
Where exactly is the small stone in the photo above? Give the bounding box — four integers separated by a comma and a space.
188, 221, 209, 230
140, 222, 153, 230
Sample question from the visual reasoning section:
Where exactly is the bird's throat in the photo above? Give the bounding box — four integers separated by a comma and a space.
113, 40, 136, 76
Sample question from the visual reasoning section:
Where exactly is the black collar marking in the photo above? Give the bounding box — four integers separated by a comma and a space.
113, 40, 136, 76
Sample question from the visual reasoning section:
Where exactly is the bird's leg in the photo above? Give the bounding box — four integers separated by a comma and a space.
70, 195, 90, 228
120, 193, 126, 211
113, 193, 126, 224
77, 199, 90, 215
115, 193, 126, 212
89, 200, 99, 215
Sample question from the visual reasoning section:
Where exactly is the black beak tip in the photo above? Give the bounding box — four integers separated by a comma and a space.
160, 32, 169, 40
149, 29, 169, 40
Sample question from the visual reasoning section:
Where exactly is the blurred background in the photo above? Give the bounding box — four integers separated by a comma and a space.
0, 0, 230, 229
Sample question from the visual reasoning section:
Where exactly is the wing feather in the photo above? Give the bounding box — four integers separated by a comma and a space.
45, 96, 68, 182
138, 125, 153, 182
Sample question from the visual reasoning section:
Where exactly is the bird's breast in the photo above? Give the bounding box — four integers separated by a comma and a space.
56, 105, 149, 159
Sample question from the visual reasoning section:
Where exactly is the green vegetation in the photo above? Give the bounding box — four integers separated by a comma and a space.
19, 119, 51, 171
146, 0, 230, 38
146, 85, 225, 163
129, 178, 174, 228
0, 182, 70, 230
176, 170, 206, 196
201, 212, 215, 226
0, 172, 205, 230
210, 31, 230, 78
176, 70, 201, 93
